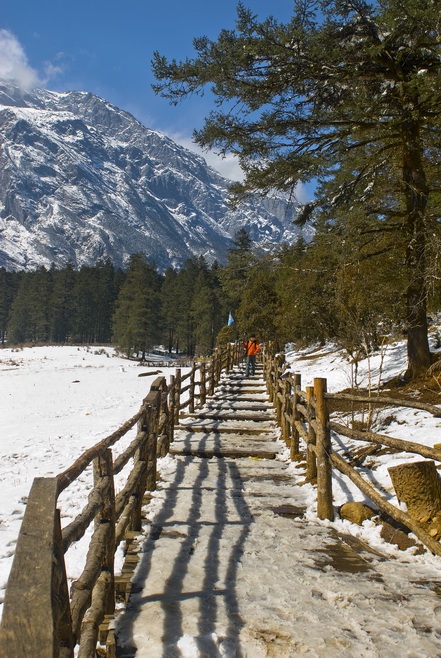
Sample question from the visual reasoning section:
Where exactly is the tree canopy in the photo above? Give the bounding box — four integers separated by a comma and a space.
152, 0, 441, 378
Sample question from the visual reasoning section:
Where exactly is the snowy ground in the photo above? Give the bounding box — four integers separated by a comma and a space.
282, 335, 441, 552
1, 338, 441, 655
0, 345, 182, 615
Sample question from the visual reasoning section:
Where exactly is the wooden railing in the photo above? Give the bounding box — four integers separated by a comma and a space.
0, 342, 244, 658
264, 350, 441, 557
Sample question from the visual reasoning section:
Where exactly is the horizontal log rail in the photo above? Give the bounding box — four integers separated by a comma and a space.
325, 391, 441, 417
0, 341, 244, 658
329, 421, 441, 462
263, 346, 441, 555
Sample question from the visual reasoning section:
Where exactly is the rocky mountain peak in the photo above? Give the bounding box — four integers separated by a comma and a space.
0, 81, 307, 271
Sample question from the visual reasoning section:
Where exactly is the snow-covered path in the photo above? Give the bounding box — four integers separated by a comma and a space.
115, 368, 441, 657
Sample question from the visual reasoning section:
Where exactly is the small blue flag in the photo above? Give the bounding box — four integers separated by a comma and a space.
228, 312, 234, 326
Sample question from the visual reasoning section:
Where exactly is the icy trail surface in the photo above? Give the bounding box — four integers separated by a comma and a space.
115, 368, 441, 658
116, 455, 441, 657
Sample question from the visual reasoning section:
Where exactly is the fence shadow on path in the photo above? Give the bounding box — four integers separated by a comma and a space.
116, 431, 253, 658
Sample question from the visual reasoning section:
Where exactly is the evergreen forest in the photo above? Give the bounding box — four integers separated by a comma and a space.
1, 223, 440, 363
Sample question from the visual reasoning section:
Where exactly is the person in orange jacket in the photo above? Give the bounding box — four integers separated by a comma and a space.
243, 334, 261, 376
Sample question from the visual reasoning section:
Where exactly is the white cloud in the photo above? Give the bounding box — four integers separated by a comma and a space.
165, 131, 244, 182
293, 182, 312, 204
0, 29, 39, 90
201, 150, 244, 182
42, 59, 65, 83
0, 30, 64, 90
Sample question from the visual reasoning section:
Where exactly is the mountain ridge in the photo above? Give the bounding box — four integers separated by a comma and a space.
0, 82, 308, 271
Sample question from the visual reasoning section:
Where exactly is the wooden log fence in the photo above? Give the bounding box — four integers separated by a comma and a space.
6, 338, 439, 656
0, 341, 244, 658
263, 348, 441, 557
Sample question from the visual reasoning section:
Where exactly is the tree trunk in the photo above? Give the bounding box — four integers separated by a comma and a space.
402, 116, 431, 380
388, 460, 441, 522
406, 317, 431, 379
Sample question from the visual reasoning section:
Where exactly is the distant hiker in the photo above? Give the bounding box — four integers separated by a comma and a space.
243, 335, 261, 376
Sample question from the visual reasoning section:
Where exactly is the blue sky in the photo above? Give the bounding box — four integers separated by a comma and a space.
1, 0, 308, 186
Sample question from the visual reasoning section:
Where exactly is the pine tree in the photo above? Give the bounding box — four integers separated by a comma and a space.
236, 260, 277, 341
7, 282, 30, 344
275, 237, 340, 345
191, 265, 223, 354
328, 207, 405, 354
219, 228, 254, 314
50, 262, 76, 343
71, 265, 98, 343
209, 261, 227, 344
160, 267, 180, 353
172, 257, 204, 355
7, 267, 52, 343
69, 260, 120, 344
153, 0, 441, 378
112, 254, 162, 359
94, 259, 120, 343
0, 268, 19, 345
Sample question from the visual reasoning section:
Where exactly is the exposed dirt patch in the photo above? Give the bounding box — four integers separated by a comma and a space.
327, 384, 441, 415
382, 357, 441, 404
312, 529, 386, 575
271, 504, 306, 519
241, 473, 294, 485
411, 580, 441, 598
313, 542, 374, 574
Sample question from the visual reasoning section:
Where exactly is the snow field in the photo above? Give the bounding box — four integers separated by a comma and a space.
0, 345, 183, 613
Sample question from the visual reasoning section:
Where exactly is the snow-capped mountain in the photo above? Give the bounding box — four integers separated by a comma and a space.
0, 82, 306, 271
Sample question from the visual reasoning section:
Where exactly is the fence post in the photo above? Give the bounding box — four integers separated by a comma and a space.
130, 408, 149, 531
290, 373, 302, 461
264, 353, 272, 395
273, 354, 284, 414
158, 381, 171, 457
93, 449, 116, 614
142, 392, 160, 493
77, 450, 116, 655
55, 507, 76, 657
280, 377, 290, 444
189, 362, 196, 413
174, 369, 182, 424
226, 343, 232, 373
217, 348, 223, 383
305, 385, 318, 482
200, 362, 207, 407
0, 478, 75, 657
209, 353, 216, 395
234, 340, 240, 367
169, 374, 176, 444
314, 377, 333, 520
269, 356, 276, 400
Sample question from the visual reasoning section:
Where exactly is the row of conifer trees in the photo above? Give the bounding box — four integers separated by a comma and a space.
1, 224, 440, 361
